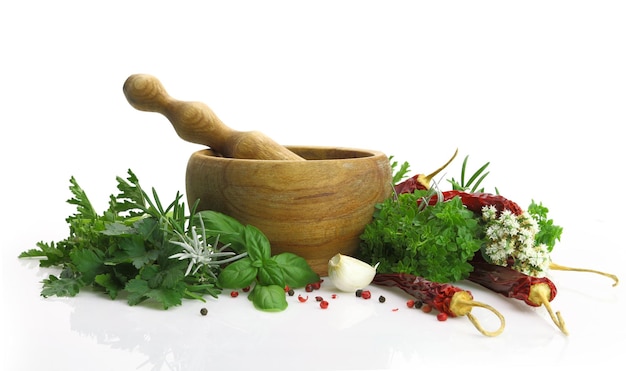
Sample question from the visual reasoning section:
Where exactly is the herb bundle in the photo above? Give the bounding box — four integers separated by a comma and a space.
19, 170, 319, 311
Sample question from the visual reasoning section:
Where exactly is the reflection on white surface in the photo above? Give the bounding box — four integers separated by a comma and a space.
5, 247, 622, 371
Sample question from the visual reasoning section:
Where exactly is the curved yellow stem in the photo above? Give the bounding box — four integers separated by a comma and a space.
528, 283, 569, 335
550, 262, 619, 287
417, 148, 458, 189
450, 291, 506, 337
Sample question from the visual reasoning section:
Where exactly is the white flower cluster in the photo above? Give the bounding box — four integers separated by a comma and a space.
481, 205, 550, 277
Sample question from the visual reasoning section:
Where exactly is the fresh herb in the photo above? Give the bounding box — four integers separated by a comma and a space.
481, 206, 551, 276
389, 155, 411, 185
19, 170, 318, 312
447, 155, 494, 193
212, 213, 320, 311
359, 189, 484, 283
19, 170, 235, 309
528, 200, 563, 252
446, 155, 563, 276
360, 152, 564, 283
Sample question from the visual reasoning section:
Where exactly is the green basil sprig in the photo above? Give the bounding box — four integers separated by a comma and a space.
196, 211, 320, 312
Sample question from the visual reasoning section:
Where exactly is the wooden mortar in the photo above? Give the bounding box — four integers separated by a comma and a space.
123, 74, 392, 275
186, 147, 392, 276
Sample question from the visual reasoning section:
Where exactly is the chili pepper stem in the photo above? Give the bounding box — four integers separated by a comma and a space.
450, 291, 506, 337
549, 261, 619, 287
417, 148, 458, 189
528, 283, 569, 335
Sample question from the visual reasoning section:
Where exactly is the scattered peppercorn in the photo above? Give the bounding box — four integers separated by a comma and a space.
242, 286, 251, 292
331, 294, 337, 299
421, 304, 433, 313
361, 290, 372, 299
437, 312, 448, 321
287, 288, 295, 296
305, 284, 314, 292
315, 296, 324, 302
355, 289, 363, 297
413, 300, 423, 309
230, 291, 239, 298
200, 308, 208, 316
311, 281, 322, 290
378, 295, 386, 303
320, 300, 329, 309
406, 299, 415, 308
298, 294, 309, 303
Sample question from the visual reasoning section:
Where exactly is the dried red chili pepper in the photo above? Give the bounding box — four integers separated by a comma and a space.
372, 273, 505, 337
395, 166, 524, 217
468, 255, 568, 335
394, 149, 458, 193
416, 190, 524, 216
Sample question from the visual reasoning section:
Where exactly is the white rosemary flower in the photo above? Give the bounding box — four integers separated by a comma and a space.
169, 216, 246, 277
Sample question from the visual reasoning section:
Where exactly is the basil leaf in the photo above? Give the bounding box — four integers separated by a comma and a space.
194, 211, 247, 253
256, 259, 284, 287
217, 258, 257, 289
250, 284, 288, 312
243, 225, 271, 262
272, 253, 319, 288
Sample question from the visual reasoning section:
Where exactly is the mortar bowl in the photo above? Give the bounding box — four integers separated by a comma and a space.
185, 146, 392, 276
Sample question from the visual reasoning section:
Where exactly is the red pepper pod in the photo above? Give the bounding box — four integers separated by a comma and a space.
394, 175, 428, 194
373, 273, 463, 316
469, 257, 557, 307
373, 273, 506, 337
394, 149, 458, 194
469, 256, 567, 335
416, 191, 524, 216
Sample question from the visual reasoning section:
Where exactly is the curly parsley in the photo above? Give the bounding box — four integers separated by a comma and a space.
359, 190, 484, 283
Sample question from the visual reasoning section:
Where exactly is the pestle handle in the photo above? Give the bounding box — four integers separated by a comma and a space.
123, 74, 305, 161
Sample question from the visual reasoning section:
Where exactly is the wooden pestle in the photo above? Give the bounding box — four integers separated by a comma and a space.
123, 74, 305, 161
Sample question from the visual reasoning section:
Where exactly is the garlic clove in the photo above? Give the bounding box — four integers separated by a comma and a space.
328, 253, 379, 292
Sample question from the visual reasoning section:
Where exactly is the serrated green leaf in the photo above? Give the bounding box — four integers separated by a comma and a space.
118, 235, 158, 269
70, 248, 104, 283
66, 176, 98, 221
94, 273, 121, 299
41, 275, 82, 298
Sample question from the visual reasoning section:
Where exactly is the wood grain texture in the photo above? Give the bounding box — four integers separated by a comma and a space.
186, 146, 392, 275
123, 74, 305, 161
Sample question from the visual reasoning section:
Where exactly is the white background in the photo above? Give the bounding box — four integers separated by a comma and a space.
1, 1, 624, 370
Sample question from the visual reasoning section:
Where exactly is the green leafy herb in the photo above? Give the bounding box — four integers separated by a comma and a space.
19, 170, 319, 312
211, 211, 320, 311
359, 190, 484, 283
448, 155, 493, 193
527, 200, 563, 252
389, 155, 411, 185
18, 171, 240, 309
19, 170, 229, 309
